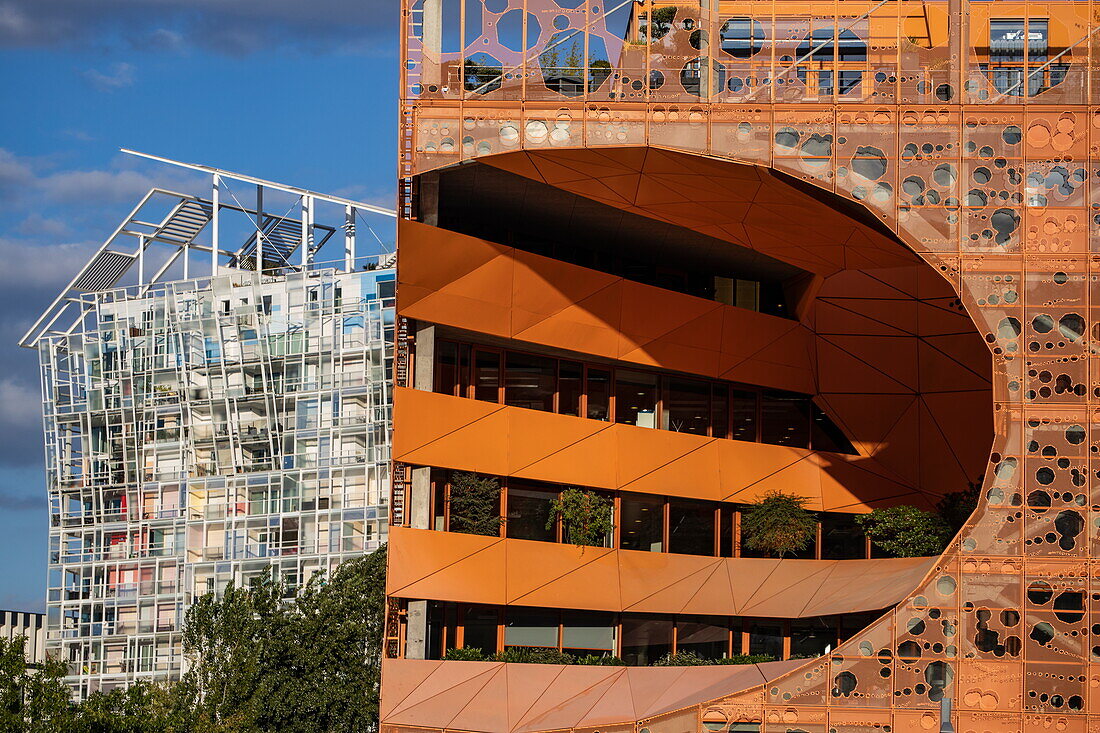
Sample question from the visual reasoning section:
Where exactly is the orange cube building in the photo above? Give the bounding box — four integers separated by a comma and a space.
383, 1, 1095, 730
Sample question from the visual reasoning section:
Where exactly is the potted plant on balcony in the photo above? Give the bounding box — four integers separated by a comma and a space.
448, 472, 503, 537
741, 490, 817, 558
546, 488, 614, 548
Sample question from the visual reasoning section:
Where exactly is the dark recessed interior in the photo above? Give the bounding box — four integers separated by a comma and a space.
430, 162, 810, 318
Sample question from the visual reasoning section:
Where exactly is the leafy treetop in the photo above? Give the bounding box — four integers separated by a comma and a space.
740, 490, 817, 558
856, 506, 952, 558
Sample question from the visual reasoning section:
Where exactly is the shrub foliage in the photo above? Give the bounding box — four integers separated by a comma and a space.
547, 488, 614, 547
856, 506, 952, 557
741, 490, 818, 558
449, 472, 504, 536
0, 545, 388, 732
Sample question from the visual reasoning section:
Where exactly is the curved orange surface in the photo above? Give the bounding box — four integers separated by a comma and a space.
397, 210, 991, 506
380, 657, 805, 733
389, 1, 1099, 729
387, 526, 937, 617
396, 386, 957, 511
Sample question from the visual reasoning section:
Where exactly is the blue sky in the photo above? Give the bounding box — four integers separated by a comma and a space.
0, 0, 398, 611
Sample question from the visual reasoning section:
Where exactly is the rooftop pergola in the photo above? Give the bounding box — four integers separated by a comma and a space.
20, 150, 396, 349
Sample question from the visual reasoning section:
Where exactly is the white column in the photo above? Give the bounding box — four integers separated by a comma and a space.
300, 195, 312, 270
211, 174, 220, 277
256, 184, 264, 274
344, 204, 355, 272
137, 235, 145, 285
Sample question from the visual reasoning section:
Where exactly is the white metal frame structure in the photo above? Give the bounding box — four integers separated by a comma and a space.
21, 155, 398, 698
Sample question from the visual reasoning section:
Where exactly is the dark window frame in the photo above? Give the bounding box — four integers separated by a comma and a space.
433, 338, 856, 454
430, 471, 870, 560
422, 600, 884, 664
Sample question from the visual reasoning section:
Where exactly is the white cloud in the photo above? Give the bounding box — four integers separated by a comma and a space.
0, 0, 395, 55
39, 167, 158, 203
0, 378, 40, 434
0, 236, 97, 289
0, 148, 34, 192
60, 129, 96, 142
15, 213, 69, 238
0, 148, 205, 208
0, 3, 29, 38
82, 61, 135, 91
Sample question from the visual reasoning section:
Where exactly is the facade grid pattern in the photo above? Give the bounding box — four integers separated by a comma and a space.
39, 266, 394, 698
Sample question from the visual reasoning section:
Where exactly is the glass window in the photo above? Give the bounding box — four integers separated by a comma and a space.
504, 352, 556, 412
811, 404, 855, 454
462, 606, 499, 655
621, 614, 672, 665
731, 390, 758, 442
431, 469, 447, 531
615, 370, 658, 428
760, 390, 811, 448
668, 500, 716, 556
821, 513, 865, 559
676, 617, 729, 660
435, 341, 459, 395
472, 350, 500, 402
426, 602, 446, 659
711, 384, 729, 439
558, 361, 583, 417
504, 607, 559, 649
619, 494, 664, 552
562, 611, 615, 655
988, 19, 1028, 96
748, 619, 784, 659
719, 507, 735, 557
586, 368, 611, 421
714, 276, 736, 305
790, 617, 836, 659
506, 483, 558, 542
1028, 19, 1049, 60
839, 612, 876, 644
734, 279, 761, 311
458, 344, 470, 394
991, 19, 1027, 63
664, 378, 711, 435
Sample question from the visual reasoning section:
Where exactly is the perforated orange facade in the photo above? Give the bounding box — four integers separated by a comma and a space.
385, 1, 1100, 731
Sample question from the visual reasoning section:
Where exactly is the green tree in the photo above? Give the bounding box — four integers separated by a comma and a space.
856, 506, 952, 558
463, 55, 503, 93
538, 40, 584, 76
741, 491, 817, 558
0, 636, 75, 732
180, 573, 275, 729
77, 681, 186, 733
179, 544, 389, 733
937, 480, 982, 534
547, 488, 614, 547
449, 472, 503, 537
644, 6, 677, 40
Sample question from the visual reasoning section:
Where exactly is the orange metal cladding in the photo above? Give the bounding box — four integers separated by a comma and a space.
388, 0, 1100, 731
386, 526, 937, 615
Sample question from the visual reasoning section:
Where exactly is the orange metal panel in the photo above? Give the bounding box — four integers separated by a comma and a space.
617, 552, 726, 613
506, 548, 622, 611
388, 529, 935, 619
396, 390, 932, 509
386, 527, 507, 606
503, 538, 620, 609
386, 0, 1100, 724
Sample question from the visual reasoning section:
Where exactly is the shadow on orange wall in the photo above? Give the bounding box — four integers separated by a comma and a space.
399, 147, 993, 509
